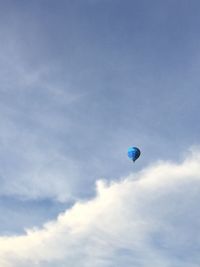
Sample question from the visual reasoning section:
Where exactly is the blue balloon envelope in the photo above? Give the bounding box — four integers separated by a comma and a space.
128, 147, 141, 162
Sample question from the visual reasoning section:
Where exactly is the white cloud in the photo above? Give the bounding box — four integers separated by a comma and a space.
0, 150, 200, 266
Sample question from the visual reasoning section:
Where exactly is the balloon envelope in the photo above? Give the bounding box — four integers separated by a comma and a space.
127, 147, 141, 162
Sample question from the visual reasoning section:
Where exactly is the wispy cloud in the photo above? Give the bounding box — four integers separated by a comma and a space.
1, 150, 200, 266
1, 0, 200, 205
0, 35, 85, 202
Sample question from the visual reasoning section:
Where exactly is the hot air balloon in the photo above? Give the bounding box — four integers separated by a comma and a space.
127, 147, 141, 162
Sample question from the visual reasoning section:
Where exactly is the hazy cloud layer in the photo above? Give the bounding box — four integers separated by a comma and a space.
1, 150, 200, 267
1, 0, 200, 205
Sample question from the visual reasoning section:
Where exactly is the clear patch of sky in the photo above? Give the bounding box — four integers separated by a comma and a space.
0, 196, 70, 235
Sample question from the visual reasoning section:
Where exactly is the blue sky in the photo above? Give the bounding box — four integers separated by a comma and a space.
0, 1, 200, 266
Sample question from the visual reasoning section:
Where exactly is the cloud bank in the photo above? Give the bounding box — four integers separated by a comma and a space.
1, 150, 200, 267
